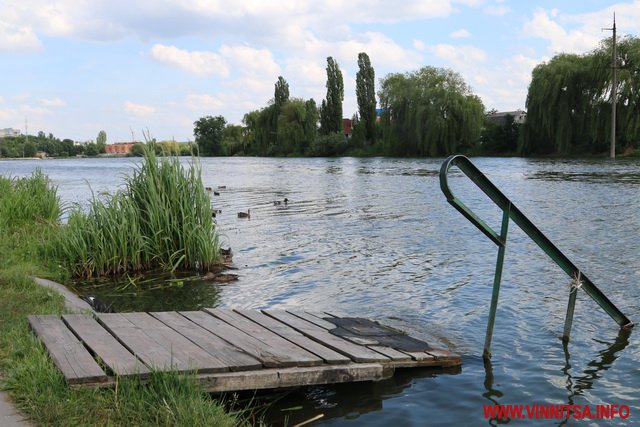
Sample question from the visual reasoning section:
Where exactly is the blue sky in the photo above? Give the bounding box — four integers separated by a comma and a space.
1, 0, 638, 143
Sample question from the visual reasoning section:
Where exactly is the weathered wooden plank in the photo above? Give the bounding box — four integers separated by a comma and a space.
180, 311, 300, 368
402, 351, 436, 362
97, 312, 226, 373
149, 311, 261, 372
264, 310, 390, 363
196, 363, 393, 393
368, 345, 412, 362
425, 348, 460, 362
62, 314, 151, 377
206, 309, 324, 367
287, 311, 337, 330
28, 315, 108, 384
234, 309, 351, 364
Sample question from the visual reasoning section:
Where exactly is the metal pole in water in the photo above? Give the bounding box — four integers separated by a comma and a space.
604, 13, 617, 159
483, 205, 510, 360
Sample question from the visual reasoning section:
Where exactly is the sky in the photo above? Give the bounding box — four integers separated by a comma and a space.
1, 0, 639, 143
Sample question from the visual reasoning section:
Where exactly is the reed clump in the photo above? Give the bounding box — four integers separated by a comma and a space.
0, 169, 62, 229
58, 146, 220, 278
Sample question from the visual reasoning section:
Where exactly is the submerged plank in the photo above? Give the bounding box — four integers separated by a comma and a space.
180, 311, 301, 368
234, 309, 351, 364
264, 310, 390, 363
62, 314, 151, 377
197, 363, 393, 393
149, 311, 261, 371
97, 312, 226, 373
28, 315, 108, 385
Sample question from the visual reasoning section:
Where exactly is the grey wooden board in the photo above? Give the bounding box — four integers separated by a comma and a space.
196, 363, 393, 393
234, 309, 351, 364
287, 311, 338, 330
327, 317, 432, 352
264, 310, 390, 363
368, 345, 413, 362
28, 315, 108, 384
149, 311, 261, 372
205, 309, 323, 367
180, 311, 301, 368
97, 312, 225, 373
62, 314, 151, 377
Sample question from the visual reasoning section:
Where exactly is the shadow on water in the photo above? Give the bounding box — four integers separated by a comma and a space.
68, 271, 224, 312
228, 366, 462, 426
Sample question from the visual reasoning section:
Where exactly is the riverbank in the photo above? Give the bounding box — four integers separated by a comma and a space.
0, 172, 241, 426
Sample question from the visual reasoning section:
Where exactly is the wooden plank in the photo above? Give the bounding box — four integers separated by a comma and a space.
425, 348, 460, 362
149, 311, 261, 372
97, 312, 226, 373
180, 311, 301, 368
196, 363, 393, 393
206, 309, 323, 367
368, 345, 412, 362
62, 314, 151, 377
287, 311, 337, 330
234, 309, 351, 364
28, 315, 108, 385
263, 310, 390, 363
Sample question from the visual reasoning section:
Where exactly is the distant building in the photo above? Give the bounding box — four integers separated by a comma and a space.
343, 118, 353, 137
0, 128, 21, 138
486, 109, 526, 125
105, 142, 134, 155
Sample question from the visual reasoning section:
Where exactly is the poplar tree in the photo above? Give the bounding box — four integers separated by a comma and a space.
320, 57, 344, 134
356, 52, 376, 144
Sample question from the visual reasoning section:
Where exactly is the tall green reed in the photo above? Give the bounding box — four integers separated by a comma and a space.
58, 146, 220, 278
0, 169, 62, 228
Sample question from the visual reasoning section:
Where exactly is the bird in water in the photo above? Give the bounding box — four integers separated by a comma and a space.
273, 198, 289, 206
79, 295, 114, 313
237, 209, 250, 218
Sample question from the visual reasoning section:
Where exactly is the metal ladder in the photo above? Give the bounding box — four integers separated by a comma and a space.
439, 155, 633, 359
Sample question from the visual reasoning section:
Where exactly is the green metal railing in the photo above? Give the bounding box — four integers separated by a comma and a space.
439, 155, 633, 359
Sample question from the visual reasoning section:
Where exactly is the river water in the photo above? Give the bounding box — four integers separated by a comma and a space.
2, 156, 639, 426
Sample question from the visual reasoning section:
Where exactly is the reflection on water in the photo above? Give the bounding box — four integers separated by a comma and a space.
2, 156, 639, 426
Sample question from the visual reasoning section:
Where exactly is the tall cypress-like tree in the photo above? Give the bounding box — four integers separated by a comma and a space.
356, 52, 376, 144
320, 57, 344, 134
274, 76, 290, 107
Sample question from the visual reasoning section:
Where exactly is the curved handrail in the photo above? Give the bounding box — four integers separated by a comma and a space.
440, 155, 632, 330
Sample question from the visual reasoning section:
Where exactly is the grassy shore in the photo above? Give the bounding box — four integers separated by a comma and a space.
0, 168, 241, 425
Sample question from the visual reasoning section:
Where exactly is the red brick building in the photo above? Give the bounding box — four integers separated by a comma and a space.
105, 142, 134, 155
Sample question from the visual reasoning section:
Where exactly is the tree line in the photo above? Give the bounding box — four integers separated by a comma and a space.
196, 37, 640, 158
0, 131, 108, 158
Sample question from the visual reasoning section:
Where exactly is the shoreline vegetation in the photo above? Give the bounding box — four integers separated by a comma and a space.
0, 150, 247, 426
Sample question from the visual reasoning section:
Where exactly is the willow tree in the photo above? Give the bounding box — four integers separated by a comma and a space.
378, 66, 484, 156
522, 36, 640, 155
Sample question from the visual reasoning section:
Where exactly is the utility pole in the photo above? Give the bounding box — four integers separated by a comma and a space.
603, 13, 617, 159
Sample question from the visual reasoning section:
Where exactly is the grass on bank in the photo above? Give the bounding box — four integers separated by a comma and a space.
56, 146, 220, 278
0, 168, 241, 426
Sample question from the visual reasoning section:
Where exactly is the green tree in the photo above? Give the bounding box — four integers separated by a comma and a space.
356, 52, 377, 144
23, 141, 36, 157
320, 57, 344, 135
274, 76, 290, 107
522, 36, 640, 155
97, 130, 107, 146
222, 124, 245, 155
194, 115, 227, 156
480, 115, 520, 154
378, 66, 484, 156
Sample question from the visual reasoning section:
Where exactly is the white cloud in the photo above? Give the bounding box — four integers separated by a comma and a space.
426, 43, 488, 65
484, 5, 510, 16
219, 45, 280, 78
450, 29, 471, 39
150, 44, 229, 77
124, 101, 155, 116
184, 94, 225, 111
0, 20, 42, 52
40, 98, 65, 107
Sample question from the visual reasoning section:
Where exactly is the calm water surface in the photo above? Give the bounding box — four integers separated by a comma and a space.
2, 156, 639, 426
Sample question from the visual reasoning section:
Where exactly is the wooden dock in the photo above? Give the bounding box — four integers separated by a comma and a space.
28, 309, 460, 392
